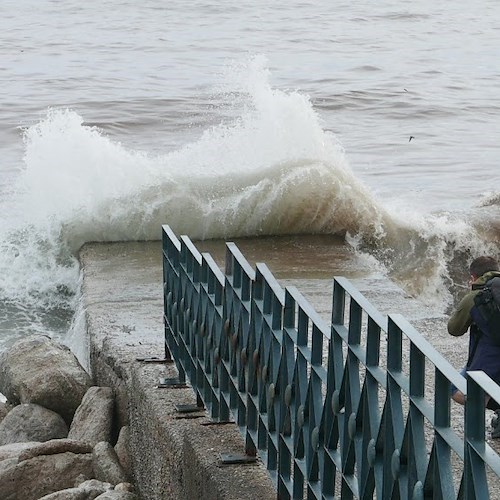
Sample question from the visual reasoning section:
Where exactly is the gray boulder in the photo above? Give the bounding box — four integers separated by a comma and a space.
0, 403, 68, 445
38, 479, 114, 500
93, 441, 129, 485
95, 491, 137, 500
114, 483, 134, 492
0, 456, 18, 474
0, 441, 40, 462
78, 479, 114, 490
18, 438, 93, 461
0, 400, 11, 423
68, 387, 114, 445
0, 335, 92, 423
113, 426, 131, 477
0, 451, 93, 500
37, 489, 100, 500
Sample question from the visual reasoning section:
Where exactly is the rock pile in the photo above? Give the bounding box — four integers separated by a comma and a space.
0, 335, 138, 500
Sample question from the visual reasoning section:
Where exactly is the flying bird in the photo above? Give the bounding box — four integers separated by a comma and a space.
409, 136, 415, 142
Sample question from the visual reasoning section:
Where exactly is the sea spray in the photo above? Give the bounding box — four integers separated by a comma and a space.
351, 202, 500, 309
0, 59, 498, 325
0, 62, 387, 308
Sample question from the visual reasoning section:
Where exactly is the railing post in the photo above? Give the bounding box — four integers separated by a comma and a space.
383, 316, 404, 499
465, 371, 489, 499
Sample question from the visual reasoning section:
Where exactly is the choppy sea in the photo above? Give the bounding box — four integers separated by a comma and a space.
1, 0, 499, 354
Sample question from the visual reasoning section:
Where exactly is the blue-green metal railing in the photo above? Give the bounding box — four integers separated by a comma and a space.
162, 225, 500, 499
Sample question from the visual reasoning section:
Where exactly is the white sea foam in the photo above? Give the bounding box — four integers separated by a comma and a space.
0, 62, 379, 306
0, 60, 497, 314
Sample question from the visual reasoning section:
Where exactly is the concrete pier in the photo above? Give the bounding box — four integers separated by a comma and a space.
79, 237, 499, 499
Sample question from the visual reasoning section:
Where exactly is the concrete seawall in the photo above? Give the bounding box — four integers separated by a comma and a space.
79, 241, 276, 500
80, 237, 495, 498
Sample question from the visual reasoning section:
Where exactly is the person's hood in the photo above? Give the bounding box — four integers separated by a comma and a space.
475, 270, 500, 285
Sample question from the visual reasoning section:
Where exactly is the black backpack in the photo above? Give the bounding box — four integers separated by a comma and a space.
473, 277, 500, 344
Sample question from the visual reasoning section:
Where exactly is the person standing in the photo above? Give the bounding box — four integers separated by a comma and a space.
448, 255, 500, 436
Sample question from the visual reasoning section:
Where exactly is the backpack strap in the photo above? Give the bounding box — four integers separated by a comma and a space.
466, 323, 482, 368
467, 282, 487, 367
490, 276, 500, 302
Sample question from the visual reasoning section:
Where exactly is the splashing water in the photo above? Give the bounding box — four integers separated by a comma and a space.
0, 58, 498, 327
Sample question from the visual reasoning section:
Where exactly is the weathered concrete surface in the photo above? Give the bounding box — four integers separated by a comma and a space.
79, 242, 276, 500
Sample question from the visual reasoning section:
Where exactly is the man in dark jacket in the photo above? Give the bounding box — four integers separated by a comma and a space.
448, 255, 500, 436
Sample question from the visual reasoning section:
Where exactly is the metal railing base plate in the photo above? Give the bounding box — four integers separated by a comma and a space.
157, 377, 188, 389
219, 453, 258, 465
136, 356, 172, 364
